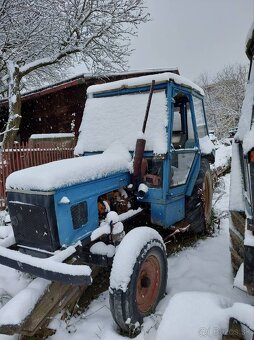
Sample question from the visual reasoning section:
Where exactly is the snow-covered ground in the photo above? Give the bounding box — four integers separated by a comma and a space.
213, 143, 232, 170
0, 144, 253, 340
45, 172, 254, 340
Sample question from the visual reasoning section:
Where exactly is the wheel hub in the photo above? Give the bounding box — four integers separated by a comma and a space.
136, 254, 161, 314
141, 276, 151, 288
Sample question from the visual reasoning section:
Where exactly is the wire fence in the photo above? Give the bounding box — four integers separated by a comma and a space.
0, 141, 75, 210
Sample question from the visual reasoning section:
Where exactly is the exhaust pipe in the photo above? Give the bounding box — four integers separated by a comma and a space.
132, 80, 155, 188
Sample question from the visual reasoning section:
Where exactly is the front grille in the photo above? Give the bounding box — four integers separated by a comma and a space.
71, 202, 88, 229
7, 192, 60, 253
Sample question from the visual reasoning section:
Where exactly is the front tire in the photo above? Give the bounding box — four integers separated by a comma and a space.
109, 227, 167, 335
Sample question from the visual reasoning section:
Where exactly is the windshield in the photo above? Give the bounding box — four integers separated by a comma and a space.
75, 90, 168, 155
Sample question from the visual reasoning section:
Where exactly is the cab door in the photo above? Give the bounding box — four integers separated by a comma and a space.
168, 90, 200, 199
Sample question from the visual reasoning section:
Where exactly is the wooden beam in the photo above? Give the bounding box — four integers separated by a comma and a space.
0, 267, 100, 336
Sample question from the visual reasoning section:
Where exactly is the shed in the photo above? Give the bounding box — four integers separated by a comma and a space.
0, 68, 179, 143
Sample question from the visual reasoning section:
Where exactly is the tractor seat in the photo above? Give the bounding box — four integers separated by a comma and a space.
172, 132, 187, 149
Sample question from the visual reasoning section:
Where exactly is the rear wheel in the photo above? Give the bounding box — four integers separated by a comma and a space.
185, 158, 213, 233
109, 227, 167, 335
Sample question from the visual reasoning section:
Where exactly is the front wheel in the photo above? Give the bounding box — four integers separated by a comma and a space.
109, 227, 167, 335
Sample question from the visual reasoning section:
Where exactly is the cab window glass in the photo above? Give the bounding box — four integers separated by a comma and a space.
172, 93, 195, 149
170, 92, 196, 187
192, 96, 207, 138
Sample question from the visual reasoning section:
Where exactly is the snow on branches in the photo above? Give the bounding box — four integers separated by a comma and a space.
0, 0, 149, 146
197, 64, 248, 139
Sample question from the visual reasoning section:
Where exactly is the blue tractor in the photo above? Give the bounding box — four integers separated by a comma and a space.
0, 72, 214, 333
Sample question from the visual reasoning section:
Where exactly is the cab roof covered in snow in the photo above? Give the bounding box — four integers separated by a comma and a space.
87, 72, 204, 96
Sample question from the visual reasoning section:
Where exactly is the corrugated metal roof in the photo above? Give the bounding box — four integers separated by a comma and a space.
0, 68, 179, 106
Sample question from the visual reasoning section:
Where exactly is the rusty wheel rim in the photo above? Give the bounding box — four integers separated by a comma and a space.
136, 254, 161, 314
204, 173, 211, 219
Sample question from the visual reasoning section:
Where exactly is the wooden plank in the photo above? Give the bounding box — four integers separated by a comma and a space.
0, 282, 69, 336
20, 282, 85, 336
229, 228, 244, 260
0, 282, 85, 336
222, 317, 244, 339
20, 327, 56, 339
230, 211, 246, 237
21, 266, 100, 336
0, 323, 21, 335
0, 267, 100, 336
230, 246, 244, 274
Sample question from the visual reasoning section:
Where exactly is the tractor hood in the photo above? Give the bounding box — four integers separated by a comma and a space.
6, 143, 132, 192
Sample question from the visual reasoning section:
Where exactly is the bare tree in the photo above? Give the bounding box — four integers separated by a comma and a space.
196, 72, 219, 132
197, 64, 248, 139
0, 0, 149, 146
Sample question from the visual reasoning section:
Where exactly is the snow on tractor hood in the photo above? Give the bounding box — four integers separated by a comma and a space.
6, 144, 132, 191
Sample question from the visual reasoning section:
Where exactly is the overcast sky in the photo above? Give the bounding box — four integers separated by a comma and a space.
128, 0, 254, 81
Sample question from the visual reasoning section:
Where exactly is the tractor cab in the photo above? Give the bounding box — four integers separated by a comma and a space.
75, 72, 214, 228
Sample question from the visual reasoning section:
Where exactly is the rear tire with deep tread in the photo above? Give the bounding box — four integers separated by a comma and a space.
185, 158, 213, 233
109, 227, 167, 335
